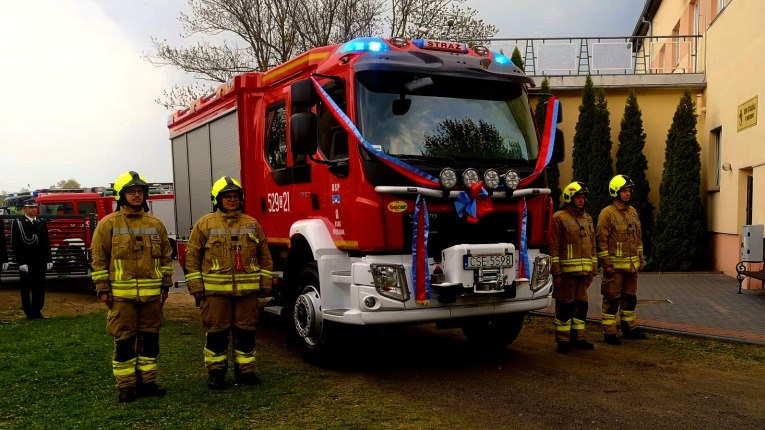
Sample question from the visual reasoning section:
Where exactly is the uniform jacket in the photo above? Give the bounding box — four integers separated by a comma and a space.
11, 216, 52, 266
550, 205, 597, 276
596, 201, 644, 273
90, 207, 174, 301
184, 209, 273, 296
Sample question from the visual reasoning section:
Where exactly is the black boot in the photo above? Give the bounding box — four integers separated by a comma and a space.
604, 334, 621, 345
208, 370, 227, 390
556, 341, 570, 354
118, 387, 137, 403
236, 372, 262, 386
621, 322, 647, 339
570, 339, 595, 350
138, 382, 167, 397
570, 329, 595, 350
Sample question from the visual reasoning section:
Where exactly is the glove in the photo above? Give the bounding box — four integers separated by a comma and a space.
160, 291, 169, 309
19, 265, 29, 273
603, 266, 614, 278
99, 292, 114, 310
46, 262, 53, 270
1, 262, 8, 271
553, 276, 563, 288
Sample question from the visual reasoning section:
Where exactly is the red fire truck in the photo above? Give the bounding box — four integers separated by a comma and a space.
1, 189, 177, 286
168, 37, 563, 362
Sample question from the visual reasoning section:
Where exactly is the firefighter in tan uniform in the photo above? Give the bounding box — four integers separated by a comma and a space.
90, 171, 174, 403
184, 177, 273, 389
597, 175, 647, 345
550, 182, 598, 354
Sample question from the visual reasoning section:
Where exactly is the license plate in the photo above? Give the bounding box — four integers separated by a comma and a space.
464, 254, 513, 269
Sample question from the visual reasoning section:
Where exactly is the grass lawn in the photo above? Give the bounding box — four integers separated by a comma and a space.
0, 311, 467, 430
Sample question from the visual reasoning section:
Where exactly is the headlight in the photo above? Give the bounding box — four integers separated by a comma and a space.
483, 169, 500, 190
370, 264, 410, 302
530, 254, 551, 292
439, 168, 457, 190
462, 168, 480, 187
504, 169, 520, 190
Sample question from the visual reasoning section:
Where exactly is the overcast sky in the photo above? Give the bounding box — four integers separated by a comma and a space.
0, 0, 645, 193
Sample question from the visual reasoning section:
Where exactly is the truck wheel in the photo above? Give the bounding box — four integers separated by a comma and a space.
461, 312, 526, 351
292, 262, 335, 364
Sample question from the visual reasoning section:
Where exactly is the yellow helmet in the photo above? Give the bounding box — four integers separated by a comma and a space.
113, 171, 149, 201
562, 181, 588, 204
609, 174, 634, 198
211, 176, 243, 207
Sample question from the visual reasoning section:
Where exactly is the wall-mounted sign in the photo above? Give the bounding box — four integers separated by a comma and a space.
738, 96, 758, 132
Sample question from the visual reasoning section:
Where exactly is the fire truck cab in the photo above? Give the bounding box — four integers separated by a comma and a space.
169, 37, 563, 363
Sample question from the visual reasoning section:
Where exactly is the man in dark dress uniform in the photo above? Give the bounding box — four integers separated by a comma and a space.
11, 199, 53, 319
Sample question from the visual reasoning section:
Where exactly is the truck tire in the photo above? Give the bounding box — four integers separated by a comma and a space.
291, 262, 336, 365
461, 312, 526, 351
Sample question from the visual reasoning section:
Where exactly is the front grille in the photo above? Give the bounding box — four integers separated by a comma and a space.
403, 211, 519, 263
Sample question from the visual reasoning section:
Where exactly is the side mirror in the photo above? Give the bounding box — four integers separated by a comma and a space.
290, 112, 317, 155
550, 130, 565, 164
291, 80, 316, 109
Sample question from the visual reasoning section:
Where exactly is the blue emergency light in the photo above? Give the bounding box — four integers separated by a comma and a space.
493, 52, 511, 65
338, 37, 390, 54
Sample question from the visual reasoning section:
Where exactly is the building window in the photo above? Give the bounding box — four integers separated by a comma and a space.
694, 1, 701, 34
712, 127, 722, 189
718, 0, 727, 14
265, 103, 287, 169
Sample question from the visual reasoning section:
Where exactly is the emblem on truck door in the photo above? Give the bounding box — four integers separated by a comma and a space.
387, 201, 407, 212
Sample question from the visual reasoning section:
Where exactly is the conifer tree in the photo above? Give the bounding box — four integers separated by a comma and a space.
616, 90, 655, 265
511, 46, 524, 71
534, 78, 561, 209
653, 89, 706, 271
571, 75, 596, 187
588, 89, 614, 217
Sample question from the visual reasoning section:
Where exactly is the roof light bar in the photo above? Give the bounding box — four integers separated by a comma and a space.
338, 37, 391, 54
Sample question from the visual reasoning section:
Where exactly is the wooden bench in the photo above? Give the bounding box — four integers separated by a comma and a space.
736, 260, 765, 294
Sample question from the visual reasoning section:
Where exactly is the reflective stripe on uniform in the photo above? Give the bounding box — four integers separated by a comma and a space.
112, 228, 159, 235
204, 348, 227, 364
137, 356, 158, 372
260, 269, 273, 279
161, 265, 174, 276
234, 348, 256, 365
91, 270, 109, 281
571, 318, 586, 330
554, 318, 571, 332
208, 228, 257, 236
185, 272, 202, 281
620, 310, 636, 322
112, 357, 137, 377
601, 313, 618, 326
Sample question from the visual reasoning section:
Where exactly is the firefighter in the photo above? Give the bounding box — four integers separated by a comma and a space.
550, 182, 598, 353
11, 199, 53, 319
597, 174, 647, 345
90, 171, 174, 403
184, 177, 273, 389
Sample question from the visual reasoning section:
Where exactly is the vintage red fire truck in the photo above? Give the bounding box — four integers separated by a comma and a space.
168, 37, 563, 362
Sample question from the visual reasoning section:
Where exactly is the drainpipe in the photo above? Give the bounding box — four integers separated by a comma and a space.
642, 17, 653, 69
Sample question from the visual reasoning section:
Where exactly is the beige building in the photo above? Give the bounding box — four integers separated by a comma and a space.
503, 0, 760, 284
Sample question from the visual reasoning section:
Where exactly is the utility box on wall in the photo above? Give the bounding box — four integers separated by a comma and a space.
742, 225, 764, 262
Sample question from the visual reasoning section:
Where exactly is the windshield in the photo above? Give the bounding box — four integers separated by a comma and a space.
356, 71, 538, 163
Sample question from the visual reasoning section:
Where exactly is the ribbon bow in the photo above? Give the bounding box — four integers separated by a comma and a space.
454, 182, 494, 224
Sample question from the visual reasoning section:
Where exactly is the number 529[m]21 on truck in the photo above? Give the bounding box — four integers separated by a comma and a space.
168, 36, 565, 363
